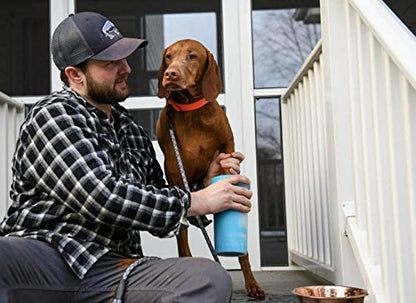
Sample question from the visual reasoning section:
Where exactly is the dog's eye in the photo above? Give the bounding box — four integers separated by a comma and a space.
189, 54, 197, 60
165, 54, 171, 60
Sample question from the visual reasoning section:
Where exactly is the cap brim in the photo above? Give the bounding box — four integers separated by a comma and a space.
92, 37, 148, 61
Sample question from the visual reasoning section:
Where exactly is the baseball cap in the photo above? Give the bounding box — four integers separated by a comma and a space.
52, 12, 148, 70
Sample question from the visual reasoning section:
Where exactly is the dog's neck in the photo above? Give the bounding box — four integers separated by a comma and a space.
168, 89, 203, 104
168, 98, 209, 112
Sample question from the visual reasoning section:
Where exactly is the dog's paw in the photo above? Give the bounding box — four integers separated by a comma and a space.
246, 281, 266, 300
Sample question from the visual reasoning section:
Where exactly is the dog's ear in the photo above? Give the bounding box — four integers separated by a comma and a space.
202, 52, 222, 102
157, 49, 169, 99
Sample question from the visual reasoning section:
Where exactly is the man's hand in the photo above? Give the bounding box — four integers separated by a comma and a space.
188, 174, 252, 217
203, 151, 245, 187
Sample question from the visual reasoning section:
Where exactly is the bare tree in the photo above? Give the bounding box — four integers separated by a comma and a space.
253, 9, 321, 88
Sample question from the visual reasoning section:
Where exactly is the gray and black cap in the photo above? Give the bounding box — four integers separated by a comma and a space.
52, 12, 148, 70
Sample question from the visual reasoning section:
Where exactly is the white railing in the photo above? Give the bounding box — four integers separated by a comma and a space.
0, 92, 24, 217
281, 41, 335, 281
283, 0, 416, 302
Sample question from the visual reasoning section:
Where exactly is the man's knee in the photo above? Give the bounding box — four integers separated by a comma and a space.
122, 257, 233, 302
196, 258, 232, 301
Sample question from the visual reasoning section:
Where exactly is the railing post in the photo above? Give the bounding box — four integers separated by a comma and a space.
0, 102, 8, 216
0, 92, 24, 218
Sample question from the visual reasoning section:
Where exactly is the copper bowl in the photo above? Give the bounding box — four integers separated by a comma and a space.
292, 285, 368, 303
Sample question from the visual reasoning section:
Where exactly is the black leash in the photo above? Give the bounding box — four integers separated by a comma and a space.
167, 105, 221, 265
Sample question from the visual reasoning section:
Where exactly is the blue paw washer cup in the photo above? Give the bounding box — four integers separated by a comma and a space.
211, 174, 249, 257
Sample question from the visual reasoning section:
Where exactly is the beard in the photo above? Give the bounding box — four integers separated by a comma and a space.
85, 72, 130, 105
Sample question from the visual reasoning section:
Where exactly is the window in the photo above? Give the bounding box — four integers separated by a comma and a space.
252, 0, 320, 266
0, 1, 50, 96
76, 0, 222, 97
252, 1, 320, 88
255, 97, 288, 266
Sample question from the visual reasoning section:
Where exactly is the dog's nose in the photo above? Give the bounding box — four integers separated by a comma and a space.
164, 67, 180, 80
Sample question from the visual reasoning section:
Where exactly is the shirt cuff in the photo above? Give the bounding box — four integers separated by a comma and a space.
174, 190, 191, 235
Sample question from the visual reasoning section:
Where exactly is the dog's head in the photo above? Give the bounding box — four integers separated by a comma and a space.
157, 39, 222, 102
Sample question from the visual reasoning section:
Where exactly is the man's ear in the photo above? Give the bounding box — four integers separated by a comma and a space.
65, 66, 85, 85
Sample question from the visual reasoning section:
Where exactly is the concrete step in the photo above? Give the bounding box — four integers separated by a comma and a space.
229, 269, 331, 302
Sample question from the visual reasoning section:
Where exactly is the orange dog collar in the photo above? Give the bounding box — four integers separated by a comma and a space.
168, 98, 209, 112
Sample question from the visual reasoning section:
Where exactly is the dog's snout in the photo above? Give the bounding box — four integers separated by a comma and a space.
164, 67, 180, 80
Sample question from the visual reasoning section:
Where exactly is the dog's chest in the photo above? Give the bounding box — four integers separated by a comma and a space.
170, 110, 227, 177
174, 116, 223, 157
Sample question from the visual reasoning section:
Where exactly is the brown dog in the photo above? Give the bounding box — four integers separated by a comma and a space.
156, 39, 265, 299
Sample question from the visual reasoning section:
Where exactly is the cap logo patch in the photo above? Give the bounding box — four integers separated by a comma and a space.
102, 20, 120, 39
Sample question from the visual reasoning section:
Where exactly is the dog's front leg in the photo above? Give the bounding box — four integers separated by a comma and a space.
176, 229, 192, 257
239, 254, 265, 299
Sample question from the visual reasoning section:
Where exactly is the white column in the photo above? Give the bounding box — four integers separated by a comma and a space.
222, 0, 261, 270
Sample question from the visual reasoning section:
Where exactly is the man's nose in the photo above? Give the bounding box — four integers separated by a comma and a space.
119, 59, 131, 74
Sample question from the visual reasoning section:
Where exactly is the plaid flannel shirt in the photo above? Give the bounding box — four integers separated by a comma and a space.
0, 87, 191, 279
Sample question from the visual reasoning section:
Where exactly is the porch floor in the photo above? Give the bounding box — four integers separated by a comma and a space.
229, 269, 332, 302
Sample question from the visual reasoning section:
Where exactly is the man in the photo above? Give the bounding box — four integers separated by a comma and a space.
0, 12, 252, 302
